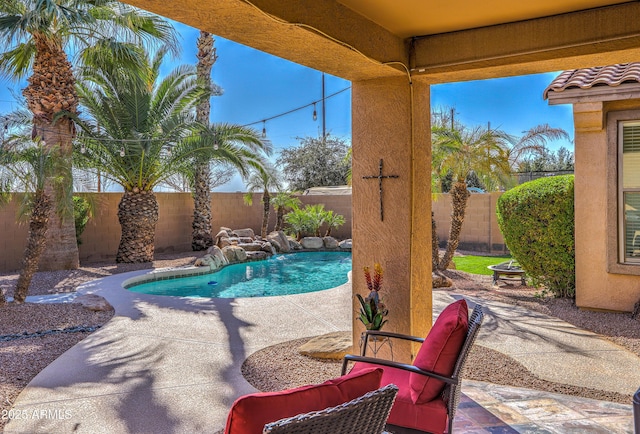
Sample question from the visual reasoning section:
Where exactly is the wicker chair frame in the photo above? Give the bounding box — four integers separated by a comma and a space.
341, 304, 485, 434
262, 384, 399, 434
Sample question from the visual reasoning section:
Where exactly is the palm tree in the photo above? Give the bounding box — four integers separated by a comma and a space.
432, 125, 512, 270
0, 0, 177, 270
244, 165, 282, 238
323, 210, 345, 237
0, 141, 71, 304
270, 192, 301, 232
191, 30, 221, 251
74, 47, 267, 262
507, 124, 570, 171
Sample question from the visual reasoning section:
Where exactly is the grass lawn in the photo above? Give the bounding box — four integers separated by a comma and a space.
452, 254, 513, 275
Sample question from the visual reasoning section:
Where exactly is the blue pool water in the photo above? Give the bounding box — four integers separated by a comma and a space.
128, 251, 352, 298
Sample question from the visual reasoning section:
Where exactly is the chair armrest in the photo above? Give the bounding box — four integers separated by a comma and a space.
341, 354, 458, 385
362, 330, 425, 344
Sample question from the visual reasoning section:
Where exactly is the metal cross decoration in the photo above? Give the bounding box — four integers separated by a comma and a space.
362, 159, 399, 221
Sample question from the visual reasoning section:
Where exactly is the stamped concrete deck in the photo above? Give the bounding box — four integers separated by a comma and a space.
5, 270, 639, 433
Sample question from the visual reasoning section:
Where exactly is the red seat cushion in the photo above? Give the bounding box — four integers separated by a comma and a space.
410, 299, 469, 403
350, 362, 448, 433
224, 367, 383, 434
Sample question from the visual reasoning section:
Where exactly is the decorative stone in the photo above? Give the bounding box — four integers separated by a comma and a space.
246, 251, 269, 260
220, 227, 233, 235
215, 230, 230, 240
261, 242, 276, 255
301, 237, 323, 249
339, 239, 352, 250
222, 245, 248, 263
207, 246, 228, 268
268, 231, 290, 253
267, 238, 282, 252
233, 228, 255, 238
289, 238, 303, 250
74, 294, 113, 312
239, 242, 263, 252
194, 254, 214, 267
239, 237, 254, 243
298, 332, 354, 360
323, 236, 339, 249
432, 272, 453, 288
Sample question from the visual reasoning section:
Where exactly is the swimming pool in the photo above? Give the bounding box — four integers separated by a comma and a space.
127, 251, 352, 298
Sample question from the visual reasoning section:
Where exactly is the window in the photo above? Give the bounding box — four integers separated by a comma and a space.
619, 121, 640, 263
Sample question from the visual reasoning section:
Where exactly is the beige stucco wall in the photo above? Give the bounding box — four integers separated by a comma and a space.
574, 100, 640, 312
0, 192, 353, 272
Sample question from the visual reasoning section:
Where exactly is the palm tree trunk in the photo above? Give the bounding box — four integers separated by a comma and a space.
14, 190, 52, 303
438, 181, 470, 270
275, 208, 284, 232
192, 163, 213, 250
261, 192, 270, 238
116, 190, 159, 263
191, 31, 217, 250
23, 33, 79, 271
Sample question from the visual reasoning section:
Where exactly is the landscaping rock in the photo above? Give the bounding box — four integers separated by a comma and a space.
246, 251, 269, 261
74, 294, 113, 312
194, 254, 214, 267
268, 231, 291, 253
222, 245, 248, 263
261, 242, 276, 255
207, 246, 228, 268
298, 331, 354, 360
339, 239, 352, 250
239, 242, 263, 252
301, 237, 323, 249
267, 237, 282, 252
323, 236, 339, 249
233, 228, 255, 238
432, 271, 453, 288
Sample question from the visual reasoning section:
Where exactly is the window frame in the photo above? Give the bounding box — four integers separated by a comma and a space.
607, 110, 640, 275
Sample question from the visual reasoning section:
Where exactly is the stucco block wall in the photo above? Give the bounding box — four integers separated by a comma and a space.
432, 192, 506, 253
574, 101, 640, 312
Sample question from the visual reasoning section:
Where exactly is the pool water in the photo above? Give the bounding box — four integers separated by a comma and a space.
128, 251, 352, 298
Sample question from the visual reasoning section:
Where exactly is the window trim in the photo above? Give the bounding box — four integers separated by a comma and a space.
607, 111, 640, 275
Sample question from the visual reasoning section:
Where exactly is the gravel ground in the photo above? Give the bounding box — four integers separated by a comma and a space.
2, 252, 639, 431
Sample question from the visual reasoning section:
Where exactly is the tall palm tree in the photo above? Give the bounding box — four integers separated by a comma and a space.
0, 0, 177, 270
74, 47, 268, 262
432, 125, 512, 270
0, 141, 71, 304
191, 30, 220, 251
244, 165, 282, 238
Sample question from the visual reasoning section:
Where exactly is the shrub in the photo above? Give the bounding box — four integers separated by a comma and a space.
283, 204, 345, 240
73, 196, 91, 245
496, 175, 575, 297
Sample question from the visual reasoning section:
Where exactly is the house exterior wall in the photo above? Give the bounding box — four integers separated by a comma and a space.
574, 100, 640, 312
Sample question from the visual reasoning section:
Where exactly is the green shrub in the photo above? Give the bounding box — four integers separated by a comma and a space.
496, 175, 575, 297
73, 196, 91, 245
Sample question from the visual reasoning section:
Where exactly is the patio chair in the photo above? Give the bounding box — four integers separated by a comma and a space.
262, 384, 399, 434
341, 300, 484, 434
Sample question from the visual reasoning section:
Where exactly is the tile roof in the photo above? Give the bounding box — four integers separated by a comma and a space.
543, 63, 640, 99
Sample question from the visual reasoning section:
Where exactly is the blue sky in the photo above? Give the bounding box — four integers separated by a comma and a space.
0, 20, 574, 192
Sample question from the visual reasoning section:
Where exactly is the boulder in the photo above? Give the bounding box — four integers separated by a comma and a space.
219, 227, 233, 235
194, 254, 214, 267
432, 271, 453, 288
289, 238, 303, 250
222, 245, 248, 263
207, 246, 228, 268
233, 228, 255, 238
298, 332, 354, 360
239, 242, 263, 252
239, 237, 254, 244
74, 294, 113, 312
323, 236, 339, 249
339, 239, 352, 250
246, 251, 269, 261
215, 229, 230, 240
301, 237, 323, 249
267, 237, 282, 252
268, 231, 290, 253
261, 242, 276, 255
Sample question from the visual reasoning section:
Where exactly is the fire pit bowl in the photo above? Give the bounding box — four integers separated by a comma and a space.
487, 260, 526, 285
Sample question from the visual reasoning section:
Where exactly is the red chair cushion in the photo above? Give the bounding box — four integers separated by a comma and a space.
410, 299, 468, 403
350, 362, 448, 433
224, 367, 383, 434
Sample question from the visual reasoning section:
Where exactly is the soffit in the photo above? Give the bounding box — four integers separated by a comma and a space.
337, 0, 634, 38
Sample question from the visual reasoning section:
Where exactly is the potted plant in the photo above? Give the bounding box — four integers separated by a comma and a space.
356, 263, 389, 330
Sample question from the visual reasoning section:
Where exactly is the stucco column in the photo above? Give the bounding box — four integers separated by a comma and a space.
352, 76, 432, 362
